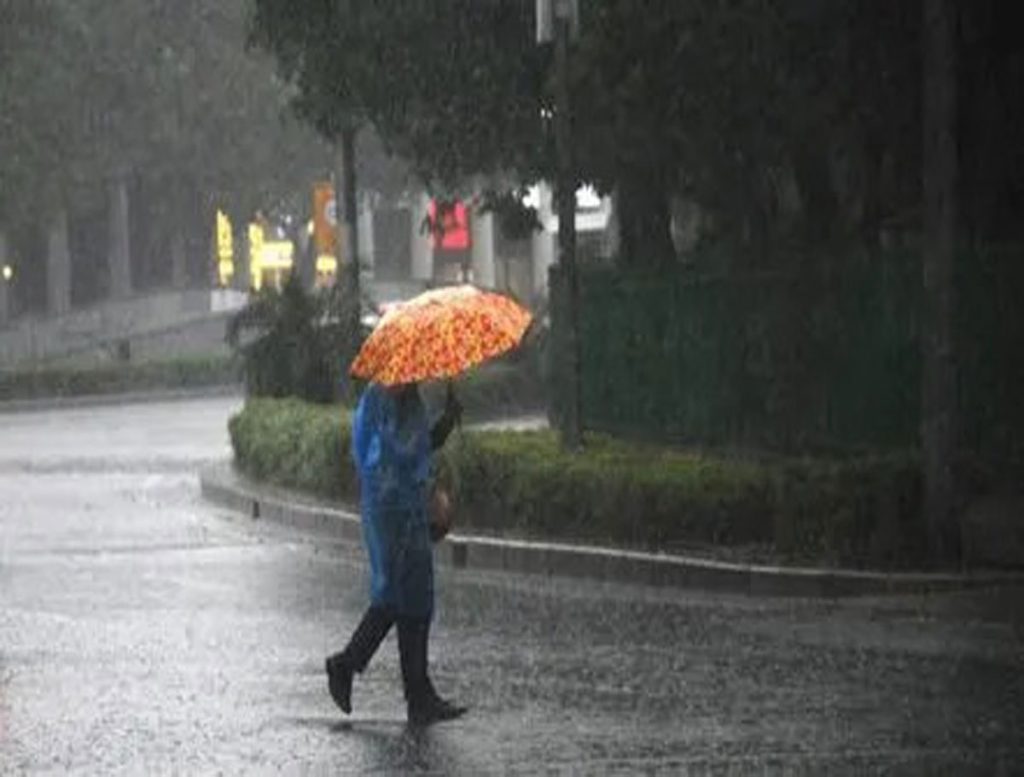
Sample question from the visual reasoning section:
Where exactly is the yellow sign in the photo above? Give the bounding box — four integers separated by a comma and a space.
313, 182, 337, 257
247, 222, 297, 291
216, 210, 233, 260
259, 240, 294, 269
248, 223, 265, 290
316, 255, 338, 274
216, 210, 234, 286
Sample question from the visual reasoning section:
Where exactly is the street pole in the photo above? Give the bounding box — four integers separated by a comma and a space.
334, 130, 360, 307
554, 3, 583, 450
341, 125, 360, 308
335, 125, 362, 398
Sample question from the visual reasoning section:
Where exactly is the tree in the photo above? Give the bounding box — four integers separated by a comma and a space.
250, 0, 1021, 268
226, 273, 348, 402
251, 0, 541, 361
248, 1, 913, 267
0, 0, 332, 297
0, 0, 93, 225
251, 0, 546, 191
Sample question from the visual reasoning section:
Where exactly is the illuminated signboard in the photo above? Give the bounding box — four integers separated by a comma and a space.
428, 200, 471, 251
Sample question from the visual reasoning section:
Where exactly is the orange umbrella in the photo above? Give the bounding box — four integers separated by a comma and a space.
350, 285, 533, 386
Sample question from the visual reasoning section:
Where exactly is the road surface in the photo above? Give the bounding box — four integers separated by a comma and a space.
1, 397, 1021, 774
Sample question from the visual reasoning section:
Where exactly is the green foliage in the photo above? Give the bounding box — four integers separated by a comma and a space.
244, 0, 936, 260
251, 0, 1023, 258
770, 452, 924, 569
440, 430, 775, 549
229, 397, 928, 569
479, 189, 543, 242
229, 398, 354, 500
551, 246, 1022, 469
226, 275, 358, 404
250, 0, 546, 190
0, 355, 240, 401
0, 0, 329, 230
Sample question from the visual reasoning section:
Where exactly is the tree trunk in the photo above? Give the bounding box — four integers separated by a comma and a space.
108, 175, 132, 300
555, 13, 582, 450
335, 125, 362, 402
47, 207, 72, 317
232, 227, 250, 293
291, 220, 316, 292
170, 177, 196, 291
341, 126, 359, 291
170, 229, 189, 290
922, 0, 960, 563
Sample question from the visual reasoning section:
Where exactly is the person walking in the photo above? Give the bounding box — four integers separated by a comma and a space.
325, 381, 466, 726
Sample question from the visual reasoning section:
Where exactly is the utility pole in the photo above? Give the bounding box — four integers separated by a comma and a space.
541, 0, 583, 450
922, 0, 959, 562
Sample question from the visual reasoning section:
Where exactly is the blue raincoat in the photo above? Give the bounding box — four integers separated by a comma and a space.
351, 384, 435, 619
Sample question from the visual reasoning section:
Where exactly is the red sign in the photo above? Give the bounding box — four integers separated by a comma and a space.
428, 200, 471, 251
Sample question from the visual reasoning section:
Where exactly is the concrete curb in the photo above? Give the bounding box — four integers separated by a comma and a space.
0, 384, 242, 414
199, 463, 1024, 599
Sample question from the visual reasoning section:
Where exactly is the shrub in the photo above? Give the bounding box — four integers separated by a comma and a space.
229, 397, 927, 568
228, 398, 355, 500
437, 431, 775, 549
0, 355, 240, 401
226, 275, 358, 404
770, 453, 924, 567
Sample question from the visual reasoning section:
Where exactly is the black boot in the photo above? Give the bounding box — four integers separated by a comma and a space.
398, 617, 467, 726
326, 606, 394, 714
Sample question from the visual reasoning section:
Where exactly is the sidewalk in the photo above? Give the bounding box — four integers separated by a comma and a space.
200, 462, 1023, 598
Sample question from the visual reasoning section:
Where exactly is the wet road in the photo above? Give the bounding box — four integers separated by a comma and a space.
1, 397, 1022, 775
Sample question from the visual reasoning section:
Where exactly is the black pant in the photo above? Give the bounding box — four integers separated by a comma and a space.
338, 605, 394, 674
338, 606, 435, 703
397, 616, 435, 703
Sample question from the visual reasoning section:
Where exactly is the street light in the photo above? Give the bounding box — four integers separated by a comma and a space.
2, 264, 12, 282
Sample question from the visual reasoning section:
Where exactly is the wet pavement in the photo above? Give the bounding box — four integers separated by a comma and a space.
1, 397, 1022, 774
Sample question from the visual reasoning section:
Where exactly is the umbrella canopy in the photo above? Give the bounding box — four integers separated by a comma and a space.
350, 285, 533, 386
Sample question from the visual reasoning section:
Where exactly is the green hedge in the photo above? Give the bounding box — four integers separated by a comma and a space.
229, 397, 356, 501
0, 355, 241, 401
229, 398, 927, 569
550, 247, 1024, 480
